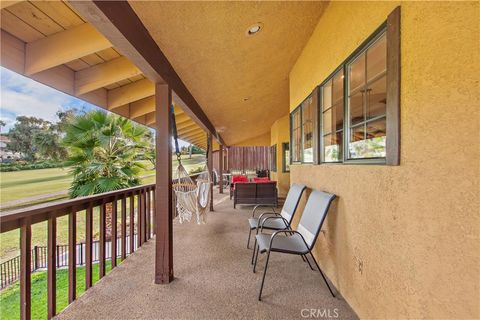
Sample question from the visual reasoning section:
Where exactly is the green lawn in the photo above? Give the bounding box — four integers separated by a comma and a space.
0, 260, 118, 320
0, 154, 205, 262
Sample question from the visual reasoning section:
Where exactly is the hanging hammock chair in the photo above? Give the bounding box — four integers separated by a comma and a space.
170, 105, 211, 224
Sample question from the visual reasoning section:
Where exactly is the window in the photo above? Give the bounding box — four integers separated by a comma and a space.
301, 89, 319, 163
290, 108, 302, 163
270, 144, 277, 172
320, 69, 344, 162
282, 142, 290, 172
290, 7, 400, 166
346, 33, 387, 160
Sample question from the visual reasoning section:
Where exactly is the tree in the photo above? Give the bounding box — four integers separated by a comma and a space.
0, 120, 6, 134
33, 130, 68, 161
7, 116, 51, 160
63, 111, 151, 238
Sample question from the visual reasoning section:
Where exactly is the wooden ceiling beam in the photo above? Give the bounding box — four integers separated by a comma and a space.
129, 95, 154, 118
176, 120, 196, 131
72, 1, 225, 146
178, 125, 202, 136
190, 137, 207, 145
175, 113, 191, 125
145, 112, 155, 126
25, 23, 111, 75
75, 56, 142, 95
108, 78, 154, 110
145, 114, 156, 126
180, 131, 206, 141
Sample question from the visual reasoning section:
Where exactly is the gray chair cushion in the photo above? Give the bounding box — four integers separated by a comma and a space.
280, 184, 306, 222
297, 190, 336, 248
248, 217, 289, 230
256, 233, 309, 254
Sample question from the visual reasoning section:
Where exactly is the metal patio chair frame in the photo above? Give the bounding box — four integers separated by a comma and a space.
247, 184, 306, 252
252, 189, 337, 301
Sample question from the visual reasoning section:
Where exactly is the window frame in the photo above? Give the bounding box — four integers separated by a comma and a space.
289, 105, 302, 164
300, 87, 319, 164
289, 7, 400, 166
344, 28, 388, 165
319, 65, 345, 164
270, 144, 277, 172
319, 6, 400, 166
282, 142, 290, 172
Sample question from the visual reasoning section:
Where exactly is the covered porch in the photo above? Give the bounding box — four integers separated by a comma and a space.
56, 189, 357, 320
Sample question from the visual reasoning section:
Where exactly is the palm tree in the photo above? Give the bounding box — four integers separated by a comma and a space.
63, 111, 152, 238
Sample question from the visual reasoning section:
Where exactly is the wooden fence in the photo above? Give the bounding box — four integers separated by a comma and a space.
0, 235, 139, 289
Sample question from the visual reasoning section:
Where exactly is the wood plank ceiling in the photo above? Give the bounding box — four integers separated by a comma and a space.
0, 1, 208, 149
128, 1, 327, 145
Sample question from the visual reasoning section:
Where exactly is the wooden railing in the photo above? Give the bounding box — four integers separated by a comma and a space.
0, 183, 155, 320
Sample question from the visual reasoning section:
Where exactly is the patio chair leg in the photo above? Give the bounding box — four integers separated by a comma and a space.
251, 238, 257, 265
258, 250, 271, 301
253, 245, 260, 273
303, 255, 315, 270
310, 252, 335, 298
247, 228, 252, 249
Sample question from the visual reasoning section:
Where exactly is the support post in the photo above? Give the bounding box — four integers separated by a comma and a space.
219, 146, 224, 194
154, 83, 174, 284
207, 134, 214, 211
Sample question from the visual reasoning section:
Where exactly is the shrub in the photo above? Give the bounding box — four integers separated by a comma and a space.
0, 161, 63, 172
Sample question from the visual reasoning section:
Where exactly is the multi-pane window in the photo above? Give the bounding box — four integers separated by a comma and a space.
321, 70, 344, 162
301, 91, 318, 163
270, 144, 277, 172
289, 7, 399, 166
282, 142, 290, 172
347, 33, 387, 159
290, 109, 302, 163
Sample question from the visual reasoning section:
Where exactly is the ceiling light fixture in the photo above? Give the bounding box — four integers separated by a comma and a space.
246, 23, 263, 36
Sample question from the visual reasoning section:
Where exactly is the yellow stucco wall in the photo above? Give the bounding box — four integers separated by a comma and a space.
289, 2, 479, 319
233, 132, 271, 146
270, 115, 290, 197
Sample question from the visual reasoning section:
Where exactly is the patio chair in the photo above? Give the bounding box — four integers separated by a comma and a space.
246, 183, 306, 250
253, 189, 336, 301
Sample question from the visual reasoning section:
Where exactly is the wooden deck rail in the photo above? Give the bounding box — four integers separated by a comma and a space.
0, 183, 155, 320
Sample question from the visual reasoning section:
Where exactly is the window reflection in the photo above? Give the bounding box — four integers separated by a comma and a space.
321, 70, 344, 163
347, 33, 387, 159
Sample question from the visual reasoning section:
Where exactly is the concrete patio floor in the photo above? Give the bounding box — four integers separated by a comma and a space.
56, 189, 357, 320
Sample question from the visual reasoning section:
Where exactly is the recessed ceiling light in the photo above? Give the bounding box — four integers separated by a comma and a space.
246, 23, 263, 36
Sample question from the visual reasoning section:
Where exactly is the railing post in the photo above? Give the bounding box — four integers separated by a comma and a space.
20, 218, 31, 320
33, 246, 38, 271
85, 204, 93, 289
99, 202, 106, 278
68, 210, 77, 303
47, 215, 57, 319
208, 133, 214, 212
219, 146, 224, 194
121, 196, 127, 260
154, 83, 174, 284
111, 197, 117, 268
137, 190, 143, 247
152, 187, 156, 236
129, 193, 135, 253
146, 188, 151, 239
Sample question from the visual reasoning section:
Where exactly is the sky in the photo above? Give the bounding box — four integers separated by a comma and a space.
0, 66, 189, 147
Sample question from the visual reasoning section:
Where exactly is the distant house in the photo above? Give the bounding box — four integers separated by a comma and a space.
0, 135, 22, 162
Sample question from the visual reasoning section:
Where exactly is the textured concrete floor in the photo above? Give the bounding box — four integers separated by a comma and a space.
57, 190, 357, 320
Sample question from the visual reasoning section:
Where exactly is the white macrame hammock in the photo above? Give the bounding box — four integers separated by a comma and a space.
173, 163, 210, 224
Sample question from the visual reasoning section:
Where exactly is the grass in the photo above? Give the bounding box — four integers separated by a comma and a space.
0, 154, 205, 262
0, 260, 118, 320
